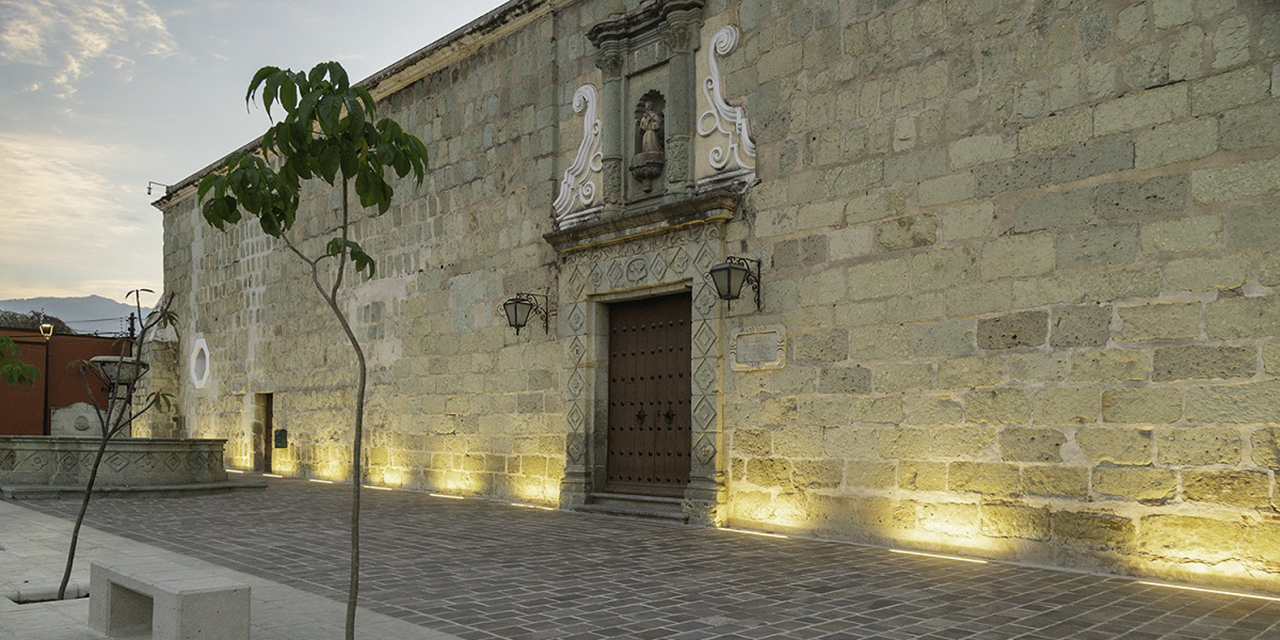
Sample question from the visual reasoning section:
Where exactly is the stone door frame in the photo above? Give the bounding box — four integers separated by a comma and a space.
556, 220, 727, 525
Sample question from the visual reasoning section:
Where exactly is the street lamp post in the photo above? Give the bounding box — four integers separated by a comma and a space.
40, 323, 53, 436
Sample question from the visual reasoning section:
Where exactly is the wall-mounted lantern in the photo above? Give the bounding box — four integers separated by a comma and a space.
502, 290, 550, 335
709, 256, 762, 311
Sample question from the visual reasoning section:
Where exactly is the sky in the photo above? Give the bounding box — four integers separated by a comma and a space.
0, 0, 508, 308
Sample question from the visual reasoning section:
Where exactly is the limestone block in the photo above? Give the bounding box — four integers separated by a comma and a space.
747, 457, 793, 489
1251, 427, 1280, 469
1033, 386, 1100, 426
1000, 426, 1066, 462
1182, 469, 1271, 508
938, 356, 1004, 389
1155, 427, 1242, 464
799, 270, 847, 307
965, 388, 1031, 425
818, 365, 873, 394
877, 427, 931, 459
1206, 295, 1280, 339
981, 503, 1050, 541
947, 282, 1014, 317
845, 461, 897, 488
847, 258, 911, 300
950, 134, 1016, 168
910, 320, 975, 358
759, 396, 798, 426
1138, 515, 1242, 564
1220, 101, 1280, 151
1093, 466, 1177, 502
823, 426, 879, 458
1070, 349, 1150, 382
885, 147, 949, 184
793, 460, 845, 489
919, 501, 980, 536
980, 233, 1056, 280
1186, 380, 1280, 424
848, 396, 906, 424
1153, 0, 1195, 28
1163, 255, 1249, 292
1022, 465, 1089, 498
1013, 189, 1093, 233
904, 394, 964, 425
1052, 510, 1135, 551
917, 172, 976, 207
1191, 154, 1280, 203
1008, 353, 1069, 381
887, 291, 948, 323
776, 423, 828, 458
1152, 344, 1255, 381
899, 460, 947, 491
1095, 175, 1188, 221
910, 245, 978, 292
1019, 108, 1093, 151
1056, 226, 1140, 269
874, 362, 935, 393
1050, 304, 1112, 348
1102, 387, 1183, 423
1226, 204, 1280, 250
1094, 84, 1188, 135
874, 215, 938, 252
1135, 117, 1218, 169
939, 202, 996, 241
849, 324, 911, 361
1076, 428, 1154, 465
1141, 215, 1222, 255
1212, 15, 1253, 70
1124, 42, 1168, 90
949, 461, 1020, 494
732, 427, 768, 458
977, 310, 1049, 349
1116, 4, 1147, 43
932, 427, 997, 458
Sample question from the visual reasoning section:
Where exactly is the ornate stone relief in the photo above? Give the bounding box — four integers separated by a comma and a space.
697, 25, 756, 175
553, 84, 604, 229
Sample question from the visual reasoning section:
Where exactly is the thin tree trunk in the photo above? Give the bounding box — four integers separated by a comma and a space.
57, 436, 111, 599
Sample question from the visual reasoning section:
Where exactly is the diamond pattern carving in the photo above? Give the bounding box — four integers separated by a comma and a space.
694, 360, 716, 393
693, 243, 716, 275
24, 452, 49, 471
671, 245, 692, 276
694, 434, 717, 466
693, 396, 716, 431
567, 433, 586, 462
568, 337, 586, 364
568, 401, 585, 432
607, 260, 624, 288
0, 450, 14, 471
567, 370, 586, 399
568, 305, 586, 333
692, 321, 716, 357
105, 453, 128, 473
138, 453, 159, 473
649, 252, 668, 282
163, 453, 183, 471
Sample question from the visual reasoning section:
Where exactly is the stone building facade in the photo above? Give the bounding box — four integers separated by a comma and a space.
152, 0, 1280, 593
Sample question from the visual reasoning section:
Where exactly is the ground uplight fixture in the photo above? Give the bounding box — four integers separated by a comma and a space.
502, 289, 550, 335
709, 256, 762, 311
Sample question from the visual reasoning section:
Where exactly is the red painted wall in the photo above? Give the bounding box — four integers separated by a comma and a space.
0, 329, 124, 436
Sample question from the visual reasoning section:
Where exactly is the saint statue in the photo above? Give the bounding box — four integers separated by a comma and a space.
638, 101, 663, 155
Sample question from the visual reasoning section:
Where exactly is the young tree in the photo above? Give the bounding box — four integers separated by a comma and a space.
0, 334, 39, 387
58, 289, 176, 599
197, 61, 429, 640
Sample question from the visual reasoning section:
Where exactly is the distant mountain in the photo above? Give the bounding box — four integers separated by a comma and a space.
0, 295, 154, 336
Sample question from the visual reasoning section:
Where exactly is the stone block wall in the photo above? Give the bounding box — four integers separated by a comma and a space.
155, 0, 1280, 592
718, 0, 1280, 591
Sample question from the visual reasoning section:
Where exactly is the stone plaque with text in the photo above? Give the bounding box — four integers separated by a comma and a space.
729, 325, 786, 371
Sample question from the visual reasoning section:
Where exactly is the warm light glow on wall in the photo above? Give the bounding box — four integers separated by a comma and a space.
512, 477, 559, 505
381, 468, 407, 488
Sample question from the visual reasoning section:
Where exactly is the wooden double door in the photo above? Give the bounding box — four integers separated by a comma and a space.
604, 293, 692, 497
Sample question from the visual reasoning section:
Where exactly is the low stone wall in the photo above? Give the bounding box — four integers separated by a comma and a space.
0, 437, 228, 488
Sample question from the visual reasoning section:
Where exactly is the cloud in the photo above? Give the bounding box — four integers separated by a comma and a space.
0, 0, 178, 97
0, 132, 162, 299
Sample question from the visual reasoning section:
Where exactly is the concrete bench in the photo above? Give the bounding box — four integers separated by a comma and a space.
89, 559, 250, 640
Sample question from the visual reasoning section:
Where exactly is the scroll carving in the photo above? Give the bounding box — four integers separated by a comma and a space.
553, 84, 604, 224
697, 25, 756, 173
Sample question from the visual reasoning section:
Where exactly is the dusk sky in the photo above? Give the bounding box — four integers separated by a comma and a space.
0, 0, 507, 308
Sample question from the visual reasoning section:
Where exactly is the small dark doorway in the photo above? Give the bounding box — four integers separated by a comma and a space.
604, 293, 691, 497
254, 393, 273, 473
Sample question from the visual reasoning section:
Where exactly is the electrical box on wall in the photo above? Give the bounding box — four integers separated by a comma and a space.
273, 429, 288, 449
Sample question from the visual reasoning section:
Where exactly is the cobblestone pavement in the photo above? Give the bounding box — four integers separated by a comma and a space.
17, 476, 1280, 640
